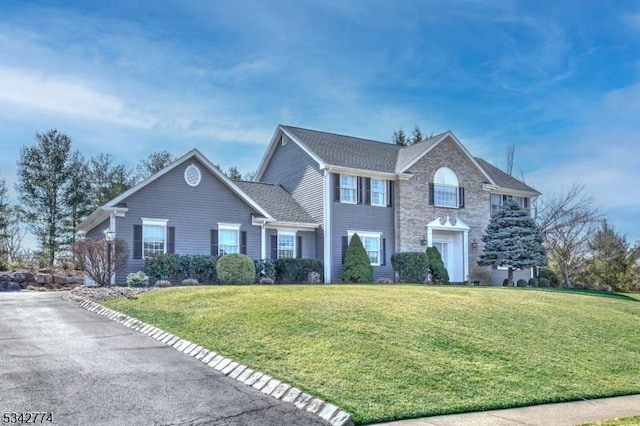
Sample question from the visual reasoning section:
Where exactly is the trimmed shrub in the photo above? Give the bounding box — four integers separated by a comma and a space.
426, 247, 449, 284
516, 279, 528, 287
274, 258, 323, 283
181, 278, 199, 286
340, 234, 373, 283
127, 271, 149, 287
155, 279, 171, 287
376, 277, 393, 284
259, 277, 275, 284
502, 278, 510, 287
538, 277, 550, 287
529, 278, 539, 288
391, 252, 428, 283
538, 267, 559, 288
144, 253, 177, 281
254, 259, 276, 282
217, 254, 255, 284
190, 255, 218, 284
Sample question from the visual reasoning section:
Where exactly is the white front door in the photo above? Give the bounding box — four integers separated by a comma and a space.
432, 231, 463, 282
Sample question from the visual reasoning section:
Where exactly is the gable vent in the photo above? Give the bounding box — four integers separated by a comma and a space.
184, 164, 201, 187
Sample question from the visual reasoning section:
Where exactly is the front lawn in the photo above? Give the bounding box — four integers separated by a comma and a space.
583, 416, 640, 426
105, 286, 640, 424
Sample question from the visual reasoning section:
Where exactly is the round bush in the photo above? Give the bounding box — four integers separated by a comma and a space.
127, 271, 149, 287
216, 254, 256, 284
502, 278, 510, 287
528, 278, 539, 288
538, 278, 550, 287
516, 279, 528, 287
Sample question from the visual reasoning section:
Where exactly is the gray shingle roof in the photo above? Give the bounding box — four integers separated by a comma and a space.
474, 157, 540, 194
280, 125, 538, 194
234, 181, 317, 224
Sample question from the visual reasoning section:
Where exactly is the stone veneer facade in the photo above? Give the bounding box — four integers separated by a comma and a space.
395, 135, 492, 282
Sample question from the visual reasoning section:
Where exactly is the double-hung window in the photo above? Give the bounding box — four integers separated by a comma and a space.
340, 174, 357, 203
370, 179, 386, 206
218, 224, 240, 255
277, 231, 295, 259
433, 167, 459, 208
142, 218, 168, 259
348, 231, 382, 266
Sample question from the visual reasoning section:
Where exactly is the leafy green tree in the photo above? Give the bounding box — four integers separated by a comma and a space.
88, 153, 134, 210
135, 150, 176, 183
478, 199, 548, 284
340, 233, 373, 283
586, 220, 638, 292
426, 247, 450, 283
16, 130, 79, 266
65, 151, 92, 248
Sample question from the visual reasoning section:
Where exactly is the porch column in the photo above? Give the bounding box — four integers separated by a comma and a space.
426, 227, 433, 248
109, 212, 116, 285
260, 223, 266, 259
462, 230, 469, 282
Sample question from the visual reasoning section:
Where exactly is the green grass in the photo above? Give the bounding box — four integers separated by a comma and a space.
582, 416, 640, 425
105, 286, 640, 424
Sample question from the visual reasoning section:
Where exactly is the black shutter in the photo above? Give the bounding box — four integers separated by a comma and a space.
381, 238, 386, 266
168, 227, 175, 254
365, 178, 371, 205
133, 225, 143, 259
270, 235, 278, 260
459, 187, 465, 209
341, 236, 348, 264
240, 231, 247, 254
210, 229, 218, 256
387, 181, 393, 207
357, 177, 363, 204
297, 236, 302, 258
429, 183, 434, 205
334, 173, 341, 202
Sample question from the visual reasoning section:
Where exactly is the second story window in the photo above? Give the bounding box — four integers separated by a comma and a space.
431, 167, 460, 208
491, 194, 530, 216
340, 174, 357, 203
370, 179, 386, 206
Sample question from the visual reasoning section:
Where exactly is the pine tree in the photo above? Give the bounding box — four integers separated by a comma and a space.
88, 153, 134, 210
0, 179, 10, 260
65, 151, 92, 248
393, 129, 408, 146
340, 233, 374, 283
410, 126, 424, 145
478, 199, 547, 284
586, 220, 635, 292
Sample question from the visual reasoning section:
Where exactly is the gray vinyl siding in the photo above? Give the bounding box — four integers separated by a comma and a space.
265, 229, 315, 260
260, 133, 324, 223
330, 174, 395, 283
86, 219, 109, 238
103, 158, 261, 284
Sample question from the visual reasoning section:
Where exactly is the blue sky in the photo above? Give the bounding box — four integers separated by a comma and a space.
1, 0, 639, 245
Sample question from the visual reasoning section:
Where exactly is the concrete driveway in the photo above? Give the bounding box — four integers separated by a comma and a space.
0, 292, 329, 426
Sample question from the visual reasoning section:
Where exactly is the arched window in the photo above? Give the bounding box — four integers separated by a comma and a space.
432, 167, 460, 208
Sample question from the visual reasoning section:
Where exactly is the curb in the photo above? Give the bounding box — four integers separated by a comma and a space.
62, 293, 353, 426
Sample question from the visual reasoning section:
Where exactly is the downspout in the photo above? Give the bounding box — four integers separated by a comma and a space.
323, 169, 332, 284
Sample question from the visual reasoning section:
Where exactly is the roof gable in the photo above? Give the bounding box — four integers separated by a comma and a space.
234, 181, 317, 224
474, 157, 540, 194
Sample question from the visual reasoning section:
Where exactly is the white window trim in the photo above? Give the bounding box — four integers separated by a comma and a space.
347, 231, 382, 266
218, 223, 241, 255
370, 178, 387, 207
277, 230, 296, 259
141, 218, 169, 259
184, 164, 202, 187
433, 183, 459, 208
340, 174, 357, 204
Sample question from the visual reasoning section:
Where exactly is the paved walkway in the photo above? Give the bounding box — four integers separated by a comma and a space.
0, 292, 329, 426
375, 394, 640, 425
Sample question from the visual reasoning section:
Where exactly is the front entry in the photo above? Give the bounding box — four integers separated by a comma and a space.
426, 217, 469, 283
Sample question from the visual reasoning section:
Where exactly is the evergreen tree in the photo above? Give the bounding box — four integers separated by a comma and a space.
65, 151, 92, 248
88, 153, 134, 210
0, 179, 10, 259
227, 166, 243, 180
16, 129, 77, 266
392, 128, 408, 146
586, 220, 636, 292
340, 233, 374, 283
426, 247, 449, 283
410, 126, 424, 145
478, 199, 548, 284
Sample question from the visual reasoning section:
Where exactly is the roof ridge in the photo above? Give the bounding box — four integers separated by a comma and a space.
281, 124, 402, 149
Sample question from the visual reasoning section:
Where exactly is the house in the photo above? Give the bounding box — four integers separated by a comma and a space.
77, 125, 540, 285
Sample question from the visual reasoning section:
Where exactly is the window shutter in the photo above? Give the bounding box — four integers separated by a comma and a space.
133, 225, 142, 259
168, 227, 175, 254
210, 229, 218, 256
270, 235, 278, 259
381, 238, 386, 266
459, 187, 465, 209
357, 177, 363, 204
297, 236, 302, 258
429, 183, 434, 205
365, 178, 371, 205
341, 236, 348, 264
334, 174, 341, 202
524, 197, 530, 209
240, 231, 247, 255
387, 181, 393, 207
